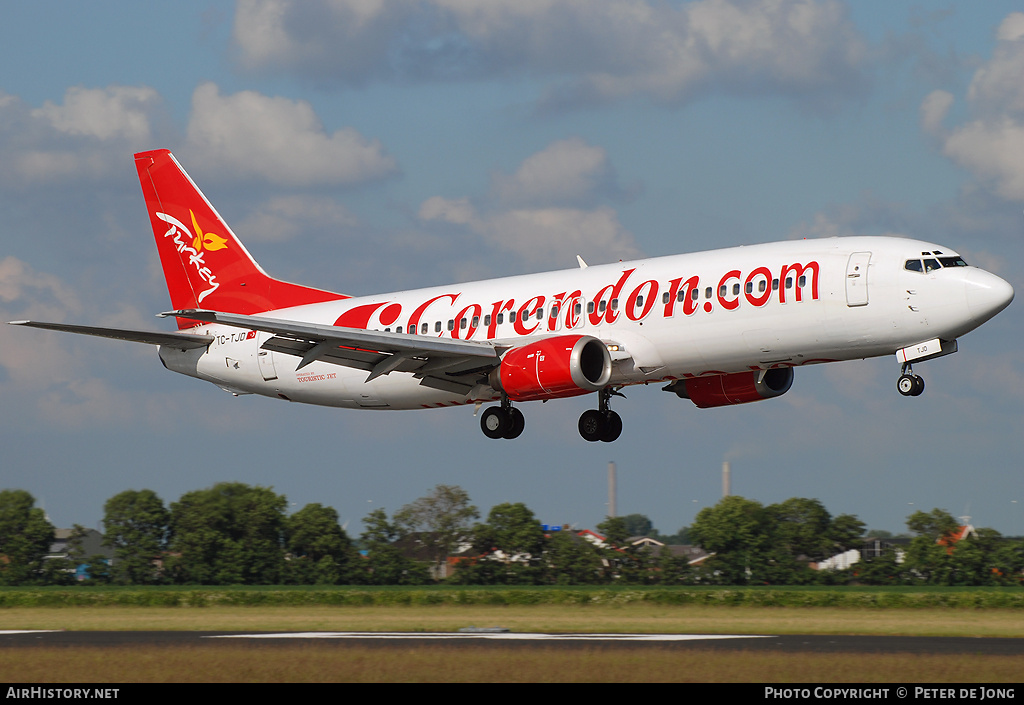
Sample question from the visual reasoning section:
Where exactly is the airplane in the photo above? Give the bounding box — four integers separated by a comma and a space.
10, 149, 1015, 442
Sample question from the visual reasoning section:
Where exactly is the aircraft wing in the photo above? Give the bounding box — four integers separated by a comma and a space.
8, 320, 214, 350
162, 308, 504, 393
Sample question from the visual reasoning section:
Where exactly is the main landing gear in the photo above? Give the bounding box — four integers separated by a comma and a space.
479, 388, 624, 442
897, 362, 925, 397
480, 396, 525, 440
578, 388, 623, 443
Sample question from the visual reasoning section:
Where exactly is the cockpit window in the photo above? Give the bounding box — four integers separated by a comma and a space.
906, 254, 968, 273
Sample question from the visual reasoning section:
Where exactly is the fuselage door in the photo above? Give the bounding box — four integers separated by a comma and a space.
256, 332, 278, 381
845, 252, 871, 307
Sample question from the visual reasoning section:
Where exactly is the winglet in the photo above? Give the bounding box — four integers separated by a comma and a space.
576, 255, 588, 269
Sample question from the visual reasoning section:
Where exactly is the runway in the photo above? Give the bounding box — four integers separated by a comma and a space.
3, 630, 1024, 655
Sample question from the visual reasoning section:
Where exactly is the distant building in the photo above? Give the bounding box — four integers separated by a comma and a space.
47, 528, 115, 580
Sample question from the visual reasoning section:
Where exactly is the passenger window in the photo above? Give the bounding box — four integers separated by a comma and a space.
786, 277, 793, 289
705, 287, 712, 299
435, 321, 441, 333
574, 303, 581, 315
691, 289, 699, 301
759, 280, 767, 293
662, 292, 670, 304
772, 279, 779, 291
447, 320, 454, 331
396, 326, 402, 334
510, 311, 517, 323
611, 298, 618, 310
460, 318, 467, 330
799, 276, 806, 287
472, 316, 479, 327
587, 302, 595, 314
550, 306, 559, 319
422, 323, 429, 334
635, 295, 644, 308
483, 315, 490, 327
535, 307, 543, 321
719, 285, 727, 297
924, 259, 940, 272
745, 282, 753, 294
732, 283, 740, 296
496, 313, 504, 325
677, 290, 686, 302
599, 300, 607, 312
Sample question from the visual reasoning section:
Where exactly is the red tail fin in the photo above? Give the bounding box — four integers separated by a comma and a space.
134, 149, 347, 328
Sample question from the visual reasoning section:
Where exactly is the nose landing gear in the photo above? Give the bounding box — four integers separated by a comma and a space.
897, 362, 925, 397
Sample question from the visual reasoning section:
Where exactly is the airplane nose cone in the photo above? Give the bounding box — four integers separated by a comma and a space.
964, 268, 1014, 323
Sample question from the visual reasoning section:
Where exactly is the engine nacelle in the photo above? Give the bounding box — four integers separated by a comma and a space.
489, 335, 612, 402
666, 368, 794, 408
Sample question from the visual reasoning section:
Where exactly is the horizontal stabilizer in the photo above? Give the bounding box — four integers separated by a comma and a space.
8, 320, 213, 349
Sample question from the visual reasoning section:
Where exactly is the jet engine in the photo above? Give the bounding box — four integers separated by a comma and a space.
489, 335, 612, 402
664, 368, 794, 408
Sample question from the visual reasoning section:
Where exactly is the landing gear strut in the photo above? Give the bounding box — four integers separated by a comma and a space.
480, 395, 525, 439
897, 362, 925, 397
578, 388, 623, 443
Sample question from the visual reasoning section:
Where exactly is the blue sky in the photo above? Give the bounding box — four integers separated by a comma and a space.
2, 1, 1023, 539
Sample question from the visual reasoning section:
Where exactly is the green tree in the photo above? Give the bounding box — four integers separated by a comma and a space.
829, 513, 868, 554
903, 508, 963, 585
460, 502, 546, 584
690, 496, 771, 584
102, 489, 169, 584
851, 547, 907, 585
0, 490, 55, 585
359, 508, 427, 585
541, 529, 604, 585
394, 484, 479, 577
619, 514, 654, 537
906, 508, 960, 541
767, 498, 833, 559
166, 483, 287, 585
285, 503, 357, 584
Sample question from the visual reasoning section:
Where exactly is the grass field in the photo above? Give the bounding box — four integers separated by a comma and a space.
3, 604, 1024, 637
0, 643, 1021, 683
2, 588, 1022, 682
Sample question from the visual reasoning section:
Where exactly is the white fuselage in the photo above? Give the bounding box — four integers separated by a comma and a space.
158, 236, 1012, 410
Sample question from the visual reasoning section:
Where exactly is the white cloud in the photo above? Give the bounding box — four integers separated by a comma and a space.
184, 82, 398, 186
232, 0, 868, 109
481, 206, 641, 266
924, 13, 1024, 202
0, 85, 165, 185
0, 257, 134, 427
419, 141, 642, 265
418, 196, 477, 226
31, 86, 160, 143
920, 89, 953, 137
492, 138, 612, 206
234, 195, 359, 242
942, 118, 1024, 201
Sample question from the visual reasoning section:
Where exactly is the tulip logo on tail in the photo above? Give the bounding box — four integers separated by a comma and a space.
155, 210, 226, 303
